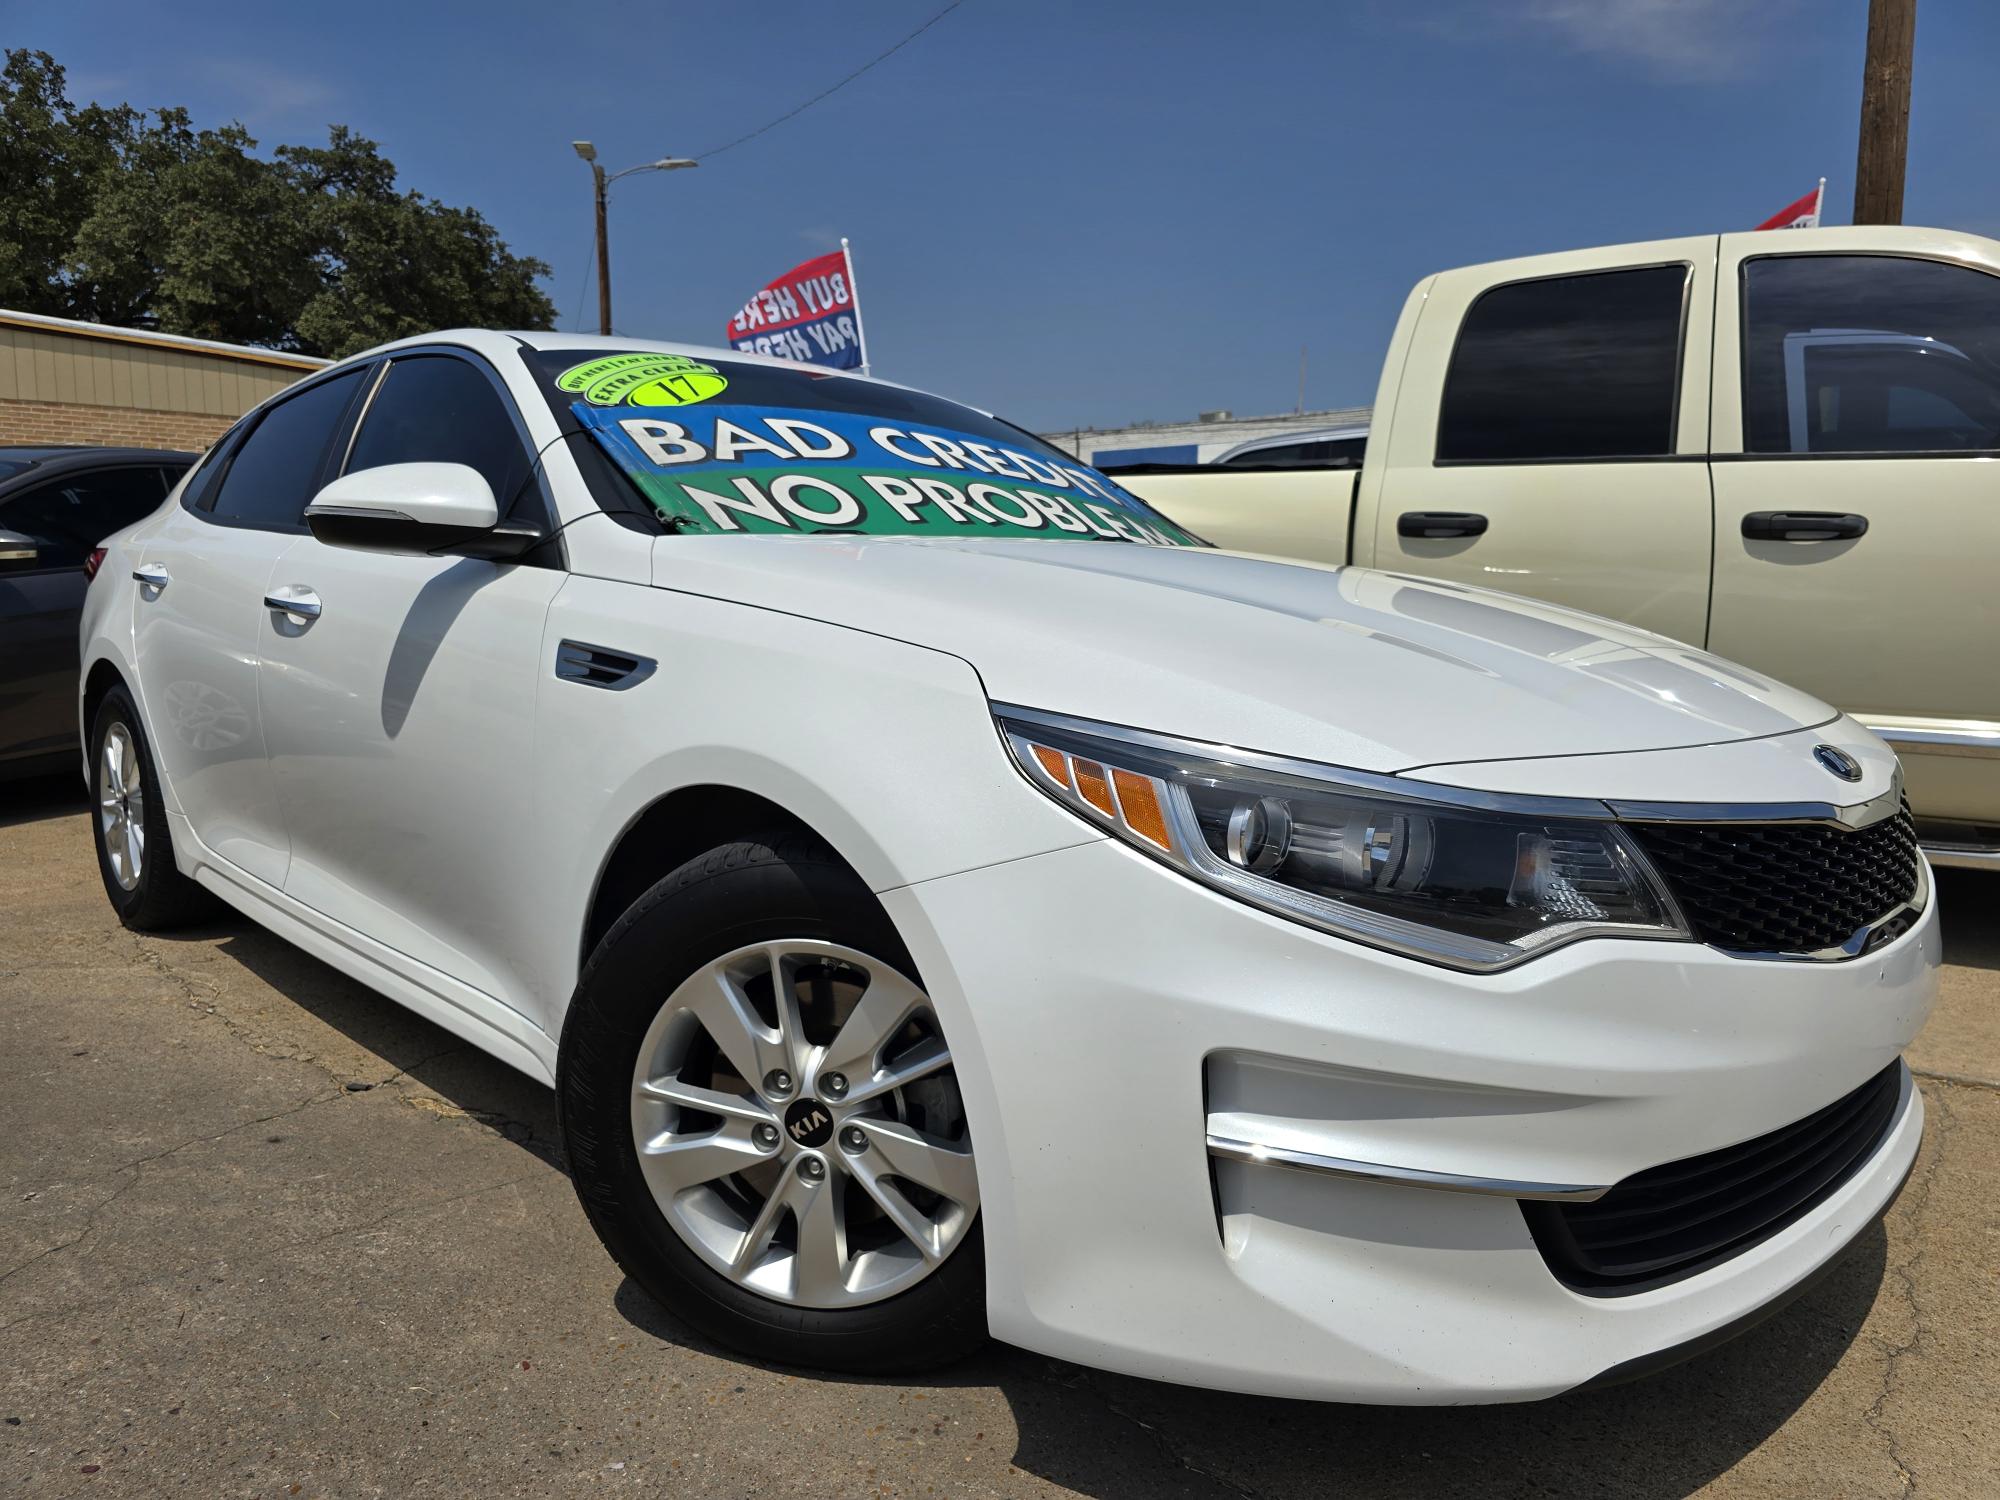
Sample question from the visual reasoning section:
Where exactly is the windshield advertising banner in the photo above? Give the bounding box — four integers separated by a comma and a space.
568, 395, 1200, 546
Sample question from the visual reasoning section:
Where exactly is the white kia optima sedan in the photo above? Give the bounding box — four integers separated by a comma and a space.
78, 332, 1938, 1403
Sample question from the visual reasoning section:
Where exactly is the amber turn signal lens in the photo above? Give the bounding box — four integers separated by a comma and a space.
1030, 742, 1071, 788
1110, 769, 1172, 850
1070, 757, 1117, 818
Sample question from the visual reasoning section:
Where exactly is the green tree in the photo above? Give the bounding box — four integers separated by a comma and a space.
0, 50, 132, 314
0, 49, 553, 354
281, 128, 557, 356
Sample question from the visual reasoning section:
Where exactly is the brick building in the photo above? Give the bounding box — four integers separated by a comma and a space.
0, 308, 324, 451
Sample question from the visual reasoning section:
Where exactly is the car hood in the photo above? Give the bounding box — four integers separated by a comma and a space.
648, 536, 1836, 774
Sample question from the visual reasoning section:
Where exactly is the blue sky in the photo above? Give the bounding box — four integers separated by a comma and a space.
21, 1, 2000, 431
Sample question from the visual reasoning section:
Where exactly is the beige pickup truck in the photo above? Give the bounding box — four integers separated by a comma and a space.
1120, 226, 2000, 869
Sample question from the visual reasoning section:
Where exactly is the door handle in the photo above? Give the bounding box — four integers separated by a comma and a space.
1398, 511, 1489, 539
264, 587, 323, 622
132, 563, 170, 590
1741, 511, 1869, 541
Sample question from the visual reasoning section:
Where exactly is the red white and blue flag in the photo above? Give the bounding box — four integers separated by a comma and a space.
725, 244, 870, 373
1756, 179, 1825, 231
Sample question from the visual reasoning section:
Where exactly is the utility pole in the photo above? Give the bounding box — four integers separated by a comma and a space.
571, 142, 699, 337
1853, 0, 1917, 225
591, 160, 612, 336
1296, 345, 1307, 416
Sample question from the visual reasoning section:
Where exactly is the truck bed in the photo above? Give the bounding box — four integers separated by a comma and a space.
1116, 467, 1359, 567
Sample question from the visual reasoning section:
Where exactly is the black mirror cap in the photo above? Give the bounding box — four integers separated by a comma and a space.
305, 504, 547, 561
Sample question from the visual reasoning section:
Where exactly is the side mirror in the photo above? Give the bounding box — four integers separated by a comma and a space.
304, 463, 544, 559
0, 527, 40, 569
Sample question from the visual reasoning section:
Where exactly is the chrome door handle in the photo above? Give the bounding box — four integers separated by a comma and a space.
132, 563, 170, 590
264, 588, 323, 621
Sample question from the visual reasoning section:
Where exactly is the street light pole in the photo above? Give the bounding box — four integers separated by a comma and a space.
572, 142, 699, 337
591, 159, 612, 336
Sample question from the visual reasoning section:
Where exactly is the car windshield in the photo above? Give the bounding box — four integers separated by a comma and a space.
524, 349, 1200, 546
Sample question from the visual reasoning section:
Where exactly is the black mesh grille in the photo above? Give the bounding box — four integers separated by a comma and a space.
1524, 1063, 1903, 1294
1626, 807, 1920, 954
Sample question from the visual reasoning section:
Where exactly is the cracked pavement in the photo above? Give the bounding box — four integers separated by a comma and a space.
2, 775, 1996, 1498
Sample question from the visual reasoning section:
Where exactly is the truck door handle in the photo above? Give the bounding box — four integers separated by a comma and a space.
264, 587, 322, 622
1398, 511, 1488, 539
1741, 511, 1869, 541
132, 563, 170, 591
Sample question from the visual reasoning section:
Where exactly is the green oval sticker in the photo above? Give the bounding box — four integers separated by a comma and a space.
556, 354, 729, 407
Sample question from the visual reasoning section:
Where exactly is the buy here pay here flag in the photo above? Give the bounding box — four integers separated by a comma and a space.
725, 244, 870, 373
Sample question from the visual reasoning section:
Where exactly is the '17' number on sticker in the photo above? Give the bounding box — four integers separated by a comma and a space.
630, 368, 730, 407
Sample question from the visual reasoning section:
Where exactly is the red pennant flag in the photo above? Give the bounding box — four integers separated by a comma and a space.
1756, 180, 1825, 231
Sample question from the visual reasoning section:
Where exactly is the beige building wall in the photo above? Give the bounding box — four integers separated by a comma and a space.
0, 311, 326, 451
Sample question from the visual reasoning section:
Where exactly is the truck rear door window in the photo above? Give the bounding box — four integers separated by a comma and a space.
1741, 254, 2000, 454
1437, 265, 1687, 463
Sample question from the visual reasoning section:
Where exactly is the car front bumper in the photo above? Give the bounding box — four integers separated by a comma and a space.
882, 836, 1939, 1403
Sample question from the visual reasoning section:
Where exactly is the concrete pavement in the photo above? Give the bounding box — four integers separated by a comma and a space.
2, 773, 1995, 1498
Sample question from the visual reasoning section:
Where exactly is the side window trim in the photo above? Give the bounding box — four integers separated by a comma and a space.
1433, 259, 1693, 467
1736, 250, 2000, 459
184, 422, 251, 514
340, 345, 554, 531
336, 360, 392, 477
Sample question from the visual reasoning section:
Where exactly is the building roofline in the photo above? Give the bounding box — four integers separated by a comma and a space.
0, 308, 330, 372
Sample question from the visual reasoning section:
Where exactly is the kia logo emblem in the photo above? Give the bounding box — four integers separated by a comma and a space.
783, 1099, 834, 1148
1814, 744, 1863, 782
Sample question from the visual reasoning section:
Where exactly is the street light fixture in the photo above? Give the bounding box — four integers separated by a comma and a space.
571, 140, 699, 336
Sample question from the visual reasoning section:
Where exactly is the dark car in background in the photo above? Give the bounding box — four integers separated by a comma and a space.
0, 445, 194, 780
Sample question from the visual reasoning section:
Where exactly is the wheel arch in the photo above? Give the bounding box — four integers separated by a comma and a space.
80, 654, 135, 785
580, 783, 882, 973
82, 656, 129, 731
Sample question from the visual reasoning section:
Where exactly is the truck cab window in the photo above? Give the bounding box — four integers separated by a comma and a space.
1742, 255, 2000, 454
1437, 265, 1687, 463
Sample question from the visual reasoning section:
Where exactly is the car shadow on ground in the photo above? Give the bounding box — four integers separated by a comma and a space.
5, 777, 1941, 1497
603, 1233, 1889, 1500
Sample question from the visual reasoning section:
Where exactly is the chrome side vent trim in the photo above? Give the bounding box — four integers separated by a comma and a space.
555, 640, 655, 691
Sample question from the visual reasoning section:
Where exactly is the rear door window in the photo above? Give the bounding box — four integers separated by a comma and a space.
1741, 255, 2000, 453
207, 368, 370, 531
1437, 265, 1689, 462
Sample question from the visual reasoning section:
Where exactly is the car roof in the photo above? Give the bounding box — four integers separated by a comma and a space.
338, 328, 976, 413
1213, 425, 1371, 463
0, 444, 197, 463
0, 445, 197, 489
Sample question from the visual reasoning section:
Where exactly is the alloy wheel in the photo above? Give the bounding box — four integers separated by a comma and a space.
97, 722, 145, 891
629, 939, 978, 1309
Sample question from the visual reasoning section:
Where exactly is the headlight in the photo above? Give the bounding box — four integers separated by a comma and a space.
996, 708, 1690, 971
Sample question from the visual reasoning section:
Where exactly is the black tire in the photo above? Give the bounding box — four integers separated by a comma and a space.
88, 685, 215, 931
558, 830, 988, 1374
